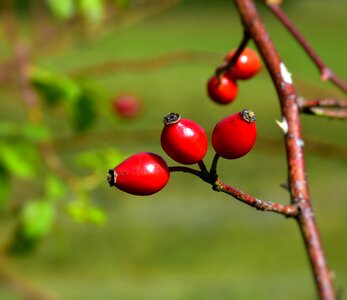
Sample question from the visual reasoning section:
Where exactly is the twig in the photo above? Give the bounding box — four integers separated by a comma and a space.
169, 165, 298, 217
215, 30, 251, 77
213, 179, 298, 217
299, 98, 347, 109
235, 0, 336, 299
266, 3, 347, 93
305, 108, 347, 120
298, 98, 347, 119
68, 50, 220, 77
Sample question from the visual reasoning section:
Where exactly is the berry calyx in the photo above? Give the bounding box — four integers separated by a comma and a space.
108, 152, 170, 196
111, 94, 142, 119
212, 109, 257, 159
225, 48, 261, 80
161, 112, 208, 165
207, 74, 238, 104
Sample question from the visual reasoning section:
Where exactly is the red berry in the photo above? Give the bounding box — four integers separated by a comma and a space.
111, 94, 142, 118
107, 152, 169, 196
212, 109, 257, 159
225, 48, 261, 80
207, 74, 238, 104
161, 113, 208, 165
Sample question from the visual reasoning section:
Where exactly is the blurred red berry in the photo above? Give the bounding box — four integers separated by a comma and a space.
207, 74, 238, 104
112, 95, 142, 118
225, 48, 261, 80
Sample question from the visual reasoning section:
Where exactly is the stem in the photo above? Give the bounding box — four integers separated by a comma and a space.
216, 30, 251, 77
266, 3, 347, 94
299, 98, 347, 109
168, 166, 202, 178
235, 0, 336, 299
214, 179, 298, 217
210, 153, 220, 178
305, 108, 347, 120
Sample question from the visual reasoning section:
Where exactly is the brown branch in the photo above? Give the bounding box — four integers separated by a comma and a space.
266, 3, 347, 93
0, 257, 58, 300
305, 108, 347, 120
299, 98, 347, 109
68, 50, 220, 77
298, 98, 347, 119
235, 0, 336, 299
169, 165, 298, 217
214, 179, 299, 217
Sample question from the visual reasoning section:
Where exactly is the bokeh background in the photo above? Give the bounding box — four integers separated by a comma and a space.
0, 0, 346, 299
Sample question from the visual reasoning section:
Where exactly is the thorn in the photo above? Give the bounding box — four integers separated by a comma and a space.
276, 117, 288, 135
280, 181, 290, 191
310, 107, 324, 116
280, 62, 293, 84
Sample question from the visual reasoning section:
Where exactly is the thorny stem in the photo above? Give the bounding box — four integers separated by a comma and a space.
266, 3, 347, 94
215, 30, 251, 77
235, 0, 336, 299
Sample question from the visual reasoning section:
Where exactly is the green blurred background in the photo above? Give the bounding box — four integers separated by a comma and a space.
0, 0, 346, 299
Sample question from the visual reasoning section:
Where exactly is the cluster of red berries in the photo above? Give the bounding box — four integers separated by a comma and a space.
107, 47, 261, 196
107, 109, 257, 196
207, 48, 261, 104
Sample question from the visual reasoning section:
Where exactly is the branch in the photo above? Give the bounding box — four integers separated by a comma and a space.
305, 108, 347, 120
169, 166, 298, 217
266, 3, 347, 93
299, 98, 347, 109
213, 179, 299, 217
298, 98, 347, 119
235, 0, 336, 299
68, 50, 220, 77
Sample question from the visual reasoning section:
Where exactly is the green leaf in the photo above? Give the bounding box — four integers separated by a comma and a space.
0, 164, 10, 213
45, 175, 67, 200
113, 0, 130, 9
21, 200, 55, 239
45, 0, 75, 20
0, 121, 18, 137
70, 92, 97, 132
0, 143, 36, 179
67, 200, 106, 225
7, 227, 40, 256
21, 124, 51, 142
30, 68, 81, 106
77, 0, 104, 23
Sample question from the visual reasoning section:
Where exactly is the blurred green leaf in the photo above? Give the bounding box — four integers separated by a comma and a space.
7, 227, 40, 256
67, 200, 106, 225
21, 200, 55, 239
45, 175, 67, 200
0, 143, 36, 179
21, 124, 51, 142
70, 92, 97, 132
45, 0, 75, 20
30, 68, 81, 106
0, 163, 10, 213
0, 121, 18, 137
77, 0, 104, 23
113, 0, 130, 9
